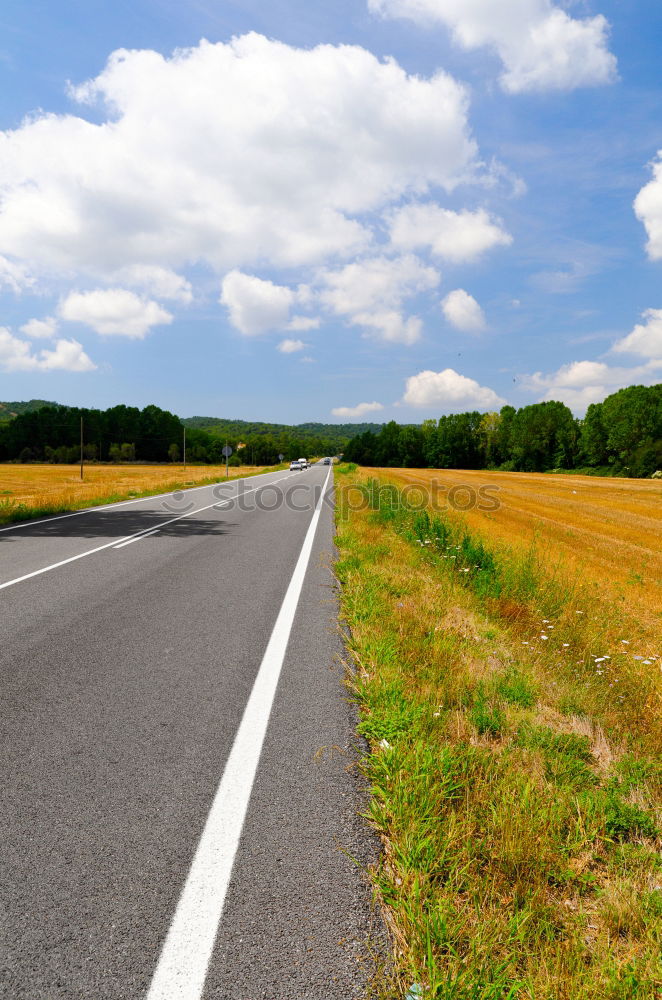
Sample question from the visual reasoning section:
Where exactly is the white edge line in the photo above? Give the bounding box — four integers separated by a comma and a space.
0, 467, 295, 534
0, 474, 295, 592
145, 466, 332, 1000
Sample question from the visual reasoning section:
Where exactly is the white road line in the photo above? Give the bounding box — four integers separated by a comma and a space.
113, 527, 161, 549
145, 466, 332, 1000
0, 474, 294, 592
0, 468, 291, 534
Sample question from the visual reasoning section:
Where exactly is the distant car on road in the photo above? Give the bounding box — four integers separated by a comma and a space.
289, 459, 303, 471
298, 458, 309, 469
323, 457, 331, 465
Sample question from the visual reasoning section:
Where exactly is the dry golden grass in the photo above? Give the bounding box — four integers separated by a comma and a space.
0, 462, 270, 518
382, 468, 662, 645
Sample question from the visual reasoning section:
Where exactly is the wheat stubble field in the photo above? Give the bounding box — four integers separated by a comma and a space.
384, 468, 662, 644
335, 465, 661, 998
0, 462, 270, 524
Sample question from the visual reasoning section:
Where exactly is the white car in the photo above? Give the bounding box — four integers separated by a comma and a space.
298, 458, 309, 469
289, 459, 303, 470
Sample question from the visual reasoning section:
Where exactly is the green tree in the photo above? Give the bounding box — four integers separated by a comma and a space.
580, 401, 608, 466
601, 385, 662, 473
478, 411, 501, 467
496, 405, 516, 466
509, 401, 578, 471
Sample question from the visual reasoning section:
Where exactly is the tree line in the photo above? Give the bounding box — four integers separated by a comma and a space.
343, 385, 662, 477
0, 403, 344, 466
182, 415, 381, 445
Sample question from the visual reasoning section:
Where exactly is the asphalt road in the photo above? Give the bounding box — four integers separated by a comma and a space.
0, 465, 379, 999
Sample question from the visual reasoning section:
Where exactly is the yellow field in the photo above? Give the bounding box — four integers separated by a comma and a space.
0, 462, 270, 516
379, 468, 662, 643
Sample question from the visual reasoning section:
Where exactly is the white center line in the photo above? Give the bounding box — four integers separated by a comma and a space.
145, 466, 332, 1000
0, 473, 296, 592
113, 527, 161, 549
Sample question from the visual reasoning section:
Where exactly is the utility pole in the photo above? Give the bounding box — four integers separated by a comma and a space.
183, 427, 186, 470
80, 416, 84, 481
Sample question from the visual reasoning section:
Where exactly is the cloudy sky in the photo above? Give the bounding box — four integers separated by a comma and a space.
1, 0, 661, 421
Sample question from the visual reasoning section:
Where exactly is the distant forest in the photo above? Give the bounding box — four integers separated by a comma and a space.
344, 385, 662, 478
181, 415, 383, 442
0, 399, 58, 418
0, 403, 353, 465
1, 385, 660, 475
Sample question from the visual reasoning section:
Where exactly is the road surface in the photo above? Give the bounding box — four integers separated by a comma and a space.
0, 465, 379, 999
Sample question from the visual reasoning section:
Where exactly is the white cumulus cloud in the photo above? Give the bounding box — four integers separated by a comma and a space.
59, 289, 173, 338
0, 34, 478, 285
0, 327, 96, 372
20, 316, 58, 339
278, 338, 307, 354
331, 401, 384, 418
318, 254, 439, 344
353, 311, 423, 345
441, 289, 486, 332
402, 368, 505, 410
635, 156, 662, 261
0, 255, 33, 293
522, 357, 662, 412
113, 265, 193, 303
612, 308, 662, 360
388, 203, 511, 262
538, 385, 609, 411
369, 0, 616, 93
531, 360, 612, 389
287, 316, 320, 332
38, 338, 98, 372
220, 271, 296, 336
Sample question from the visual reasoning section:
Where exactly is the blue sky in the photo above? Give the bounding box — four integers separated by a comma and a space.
1, 0, 661, 423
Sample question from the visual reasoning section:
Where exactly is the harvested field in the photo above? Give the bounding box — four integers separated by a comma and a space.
0, 462, 270, 523
382, 468, 662, 645
335, 466, 662, 998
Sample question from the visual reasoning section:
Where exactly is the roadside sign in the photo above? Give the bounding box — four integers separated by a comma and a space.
222, 444, 233, 478
278, 453, 284, 462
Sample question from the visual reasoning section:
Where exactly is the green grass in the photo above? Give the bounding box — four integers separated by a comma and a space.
335, 471, 662, 999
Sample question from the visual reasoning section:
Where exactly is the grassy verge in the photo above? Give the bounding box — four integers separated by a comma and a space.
335, 469, 661, 999
0, 464, 283, 526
